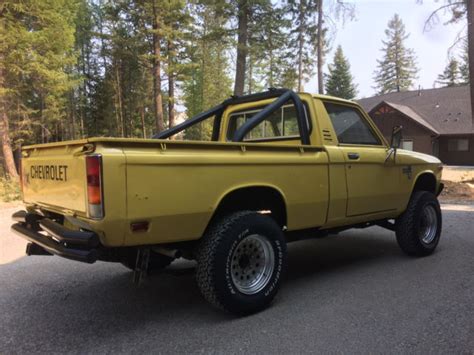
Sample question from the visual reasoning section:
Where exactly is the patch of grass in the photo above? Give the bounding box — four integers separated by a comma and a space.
0, 177, 21, 202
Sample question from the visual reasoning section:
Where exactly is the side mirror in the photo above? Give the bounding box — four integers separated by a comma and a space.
390, 125, 403, 149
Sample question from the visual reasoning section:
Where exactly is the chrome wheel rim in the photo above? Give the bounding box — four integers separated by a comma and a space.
230, 234, 275, 295
419, 205, 438, 244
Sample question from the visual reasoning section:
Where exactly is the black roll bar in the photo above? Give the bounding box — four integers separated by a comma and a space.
153, 88, 310, 145
231, 90, 310, 145
153, 104, 225, 139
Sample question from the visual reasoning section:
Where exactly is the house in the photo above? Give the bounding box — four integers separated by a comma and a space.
358, 86, 474, 166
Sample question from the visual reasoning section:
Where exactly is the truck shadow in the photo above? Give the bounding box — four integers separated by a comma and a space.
0, 225, 448, 352
284, 227, 401, 283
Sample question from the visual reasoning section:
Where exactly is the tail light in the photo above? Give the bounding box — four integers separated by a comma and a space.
86, 155, 104, 219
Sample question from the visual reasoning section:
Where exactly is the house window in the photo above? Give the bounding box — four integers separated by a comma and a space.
401, 139, 413, 151
448, 138, 469, 152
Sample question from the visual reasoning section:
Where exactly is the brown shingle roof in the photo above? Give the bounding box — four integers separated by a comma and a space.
358, 86, 473, 135
383, 101, 439, 135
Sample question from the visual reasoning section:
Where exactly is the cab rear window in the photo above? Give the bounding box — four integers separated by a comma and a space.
226, 103, 310, 142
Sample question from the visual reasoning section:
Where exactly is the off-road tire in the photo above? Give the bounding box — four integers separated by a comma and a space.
195, 211, 287, 315
396, 191, 442, 256
121, 249, 173, 271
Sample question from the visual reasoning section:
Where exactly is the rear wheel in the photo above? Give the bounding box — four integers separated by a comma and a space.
196, 211, 287, 315
396, 191, 442, 256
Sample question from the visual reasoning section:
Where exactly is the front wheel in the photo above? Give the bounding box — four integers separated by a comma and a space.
196, 211, 287, 315
396, 191, 442, 256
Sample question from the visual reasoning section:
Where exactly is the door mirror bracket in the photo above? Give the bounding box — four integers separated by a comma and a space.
390, 125, 403, 149
386, 126, 403, 163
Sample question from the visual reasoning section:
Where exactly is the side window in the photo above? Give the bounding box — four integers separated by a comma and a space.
226, 103, 308, 141
324, 102, 381, 145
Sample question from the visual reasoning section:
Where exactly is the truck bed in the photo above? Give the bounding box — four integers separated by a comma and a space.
21, 138, 330, 247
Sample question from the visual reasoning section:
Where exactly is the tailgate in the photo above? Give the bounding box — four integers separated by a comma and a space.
21, 142, 88, 214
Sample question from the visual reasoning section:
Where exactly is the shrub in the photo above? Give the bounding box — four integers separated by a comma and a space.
0, 177, 21, 202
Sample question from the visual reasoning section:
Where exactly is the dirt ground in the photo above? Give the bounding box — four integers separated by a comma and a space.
439, 180, 474, 203
0, 202, 27, 264
440, 166, 474, 204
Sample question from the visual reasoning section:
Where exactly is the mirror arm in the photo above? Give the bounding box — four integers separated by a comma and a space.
385, 147, 396, 163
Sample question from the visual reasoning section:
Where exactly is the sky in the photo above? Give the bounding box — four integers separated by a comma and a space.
307, 0, 466, 99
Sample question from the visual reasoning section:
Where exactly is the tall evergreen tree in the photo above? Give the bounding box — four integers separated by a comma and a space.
315, 0, 355, 94
234, 0, 250, 96
245, 1, 297, 92
459, 37, 469, 84
316, 0, 324, 94
325, 46, 357, 99
286, 0, 318, 92
1, 0, 78, 178
373, 14, 418, 94
182, 1, 233, 140
437, 58, 461, 87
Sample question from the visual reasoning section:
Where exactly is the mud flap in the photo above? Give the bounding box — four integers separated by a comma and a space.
133, 248, 150, 285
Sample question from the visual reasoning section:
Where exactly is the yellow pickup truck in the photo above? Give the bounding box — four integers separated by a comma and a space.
11, 89, 443, 315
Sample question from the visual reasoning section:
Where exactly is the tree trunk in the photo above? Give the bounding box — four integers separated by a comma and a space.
168, 39, 175, 132
234, 0, 249, 96
269, 47, 274, 88
0, 112, 17, 179
248, 52, 253, 94
467, 0, 474, 125
297, 0, 304, 92
152, 0, 164, 133
40, 94, 46, 143
69, 90, 76, 140
316, 0, 324, 94
0, 16, 18, 179
140, 106, 146, 138
114, 63, 124, 137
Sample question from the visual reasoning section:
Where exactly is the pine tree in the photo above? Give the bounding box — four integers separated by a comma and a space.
162, 0, 189, 130
234, 0, 250, 96
182, 2, 233, 141
245, 1, 296, 92
325, 46, 357, 99
1, 0, 78, 178
286, 0, 318, 92
437, 58, 461, 87
315, 0, 355, 94
316, 0, 324, 93
459, 37, 469, 84
73, 0, 102, 139
373, 14, 418, 94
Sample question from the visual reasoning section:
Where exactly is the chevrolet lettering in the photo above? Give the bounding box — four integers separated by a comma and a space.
30, 165, 68, 181
10, 89, 444, 315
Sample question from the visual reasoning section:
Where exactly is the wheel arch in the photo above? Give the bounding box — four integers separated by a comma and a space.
208, 184, 288, 229
411, 171, 438, 195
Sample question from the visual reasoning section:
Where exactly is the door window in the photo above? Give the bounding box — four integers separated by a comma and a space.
324, 102, 381, 145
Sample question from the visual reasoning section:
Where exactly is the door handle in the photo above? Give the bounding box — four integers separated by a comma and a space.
347, 152, 360, 160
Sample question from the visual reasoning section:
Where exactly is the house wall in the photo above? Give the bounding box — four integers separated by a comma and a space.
438, 135, 474, 166
369, 111, 435, 155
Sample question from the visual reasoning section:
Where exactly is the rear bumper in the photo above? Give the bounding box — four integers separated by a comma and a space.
11, 210, 100, 264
